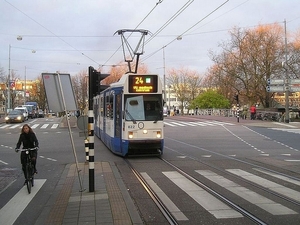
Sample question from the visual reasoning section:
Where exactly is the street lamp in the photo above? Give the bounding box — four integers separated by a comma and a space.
7, 44, 11, 112
163, 46, 166, 105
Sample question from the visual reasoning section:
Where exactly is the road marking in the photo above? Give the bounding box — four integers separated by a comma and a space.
163, 171, 243, 219
253, 168, 300, 186
51, 124, 59, 129
284, 159, 300, 162
0, 160, 8, 165
227, 169, 300, 202
170, 122, 186, 126
41, 124, 49, 129
141, 172, 188, 221
272, 122, 297, 128
163, 122, 176, 127
9, 124, 20, 129
0, 125, 10, 129
31, 124, 39, 129
0, 179, 46, 225
196, 170, 297, 215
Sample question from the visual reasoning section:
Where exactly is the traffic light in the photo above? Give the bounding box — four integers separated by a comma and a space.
88, 66, 110, 97
234, 94, 239, 102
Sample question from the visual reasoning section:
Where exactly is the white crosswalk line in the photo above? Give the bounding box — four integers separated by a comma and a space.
51, 124, 59, 129
40, 124, 49, 129
164, 120, 235, 127
170, 122, 186, 126
227, 169, 300, 202
31, 124, 39, 129
253, 168, 300, 186
0, 179, 46, 225
9, 124, 20, 129
163, 171, 243, 219
196, 170, 297, 215
163, 122, 176, 127
0, 124, 11, 129
269, 128, 300, 134
141, 172, 188, 221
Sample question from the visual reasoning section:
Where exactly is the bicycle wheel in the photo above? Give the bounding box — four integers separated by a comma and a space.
25, 164, 32, 194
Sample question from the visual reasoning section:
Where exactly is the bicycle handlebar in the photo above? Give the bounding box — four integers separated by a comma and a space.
15, 147, 38, 152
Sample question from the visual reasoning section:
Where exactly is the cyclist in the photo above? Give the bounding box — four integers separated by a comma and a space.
15, 124, 39, 177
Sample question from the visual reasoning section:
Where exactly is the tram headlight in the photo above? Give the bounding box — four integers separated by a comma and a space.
156, 131, 161, 138
143, 129, 148, 134
128, 131, 134, 139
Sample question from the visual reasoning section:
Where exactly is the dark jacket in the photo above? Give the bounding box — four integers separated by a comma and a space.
16, 132, 39, 149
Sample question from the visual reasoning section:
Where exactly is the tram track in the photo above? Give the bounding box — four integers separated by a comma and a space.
125, 157, 270, 225
125, 158, 178, 225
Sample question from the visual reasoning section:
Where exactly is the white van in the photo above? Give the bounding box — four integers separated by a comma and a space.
14, 107, 29, 120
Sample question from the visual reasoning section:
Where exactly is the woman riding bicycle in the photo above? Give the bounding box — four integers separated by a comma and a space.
15, 124, 39, 176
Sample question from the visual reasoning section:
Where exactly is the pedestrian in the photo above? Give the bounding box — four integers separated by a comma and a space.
250, 105, 256, 120
15, 124, 39, 178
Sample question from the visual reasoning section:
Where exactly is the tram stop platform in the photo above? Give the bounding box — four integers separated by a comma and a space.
35, 161, 143, 225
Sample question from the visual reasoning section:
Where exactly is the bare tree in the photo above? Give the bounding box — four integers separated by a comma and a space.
167, 67, 202, 114
208, 24, 287, 108
72, 70, 88, 114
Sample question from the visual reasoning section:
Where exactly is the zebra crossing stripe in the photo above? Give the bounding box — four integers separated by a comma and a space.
31, 124, 39, 129
179, 122, 197, 126
51, 124, 59, 129
196, 170, 297, 215
9, 124, 20, 129
170, 122, 185, 126
253, 168, 300, 186
162, 171, 243, 219
163, 122, 176, 127
141, 172, 188, 221
0, 125, 10, 129
227, 169, 300, 202
41, 124, 49, 129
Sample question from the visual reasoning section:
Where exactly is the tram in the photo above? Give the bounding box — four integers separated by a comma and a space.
94, 73, 164, 156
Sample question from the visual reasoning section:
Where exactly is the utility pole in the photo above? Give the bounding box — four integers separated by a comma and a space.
284, 19, 289, 123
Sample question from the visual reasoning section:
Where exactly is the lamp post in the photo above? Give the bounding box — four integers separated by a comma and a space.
7, 44, 11, 112
163, 46, 166, 105
284, 19, 289, 123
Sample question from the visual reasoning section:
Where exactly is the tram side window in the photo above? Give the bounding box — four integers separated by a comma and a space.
105, 94, 114, 119
100, 96, 104, 117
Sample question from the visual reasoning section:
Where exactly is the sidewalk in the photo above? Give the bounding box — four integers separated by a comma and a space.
35, 162, 143, 225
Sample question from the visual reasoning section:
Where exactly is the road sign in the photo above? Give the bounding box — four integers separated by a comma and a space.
267, 79, 284, 85
290, 86, 300, 92
290, 79, 300, 84
266, 86, 284, 92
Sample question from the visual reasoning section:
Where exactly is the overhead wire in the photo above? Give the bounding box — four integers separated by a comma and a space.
101, 0, 164, 68
142, 0, 230, 62
4, 0, 101, 66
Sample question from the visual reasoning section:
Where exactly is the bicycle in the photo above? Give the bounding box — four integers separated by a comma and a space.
16, 148, 37, 194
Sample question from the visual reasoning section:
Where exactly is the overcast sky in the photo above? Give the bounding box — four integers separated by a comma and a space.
0, 0, 299, 80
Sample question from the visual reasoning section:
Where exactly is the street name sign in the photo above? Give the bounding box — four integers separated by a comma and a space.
267, 79, 284, 85
266, 86, 284, 92
290, 79, 300, 84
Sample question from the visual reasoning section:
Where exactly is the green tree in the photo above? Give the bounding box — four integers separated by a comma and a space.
191, 90, 230, 109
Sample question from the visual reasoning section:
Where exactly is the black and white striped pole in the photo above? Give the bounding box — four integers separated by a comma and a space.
234, 94, 239, 123
85, 139, 89, 162
88, 66, 95, 192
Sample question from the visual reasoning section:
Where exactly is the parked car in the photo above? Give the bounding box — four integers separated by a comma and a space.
5, 110, 25, 123
14, 107, 29, 120
38, 109, 44, 118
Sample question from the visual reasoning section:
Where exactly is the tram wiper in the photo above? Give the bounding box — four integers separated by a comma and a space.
153, 111, 163, 123
125, 109, 136, 124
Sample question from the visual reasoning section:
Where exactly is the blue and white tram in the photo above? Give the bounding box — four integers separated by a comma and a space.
94, 73, 164, 156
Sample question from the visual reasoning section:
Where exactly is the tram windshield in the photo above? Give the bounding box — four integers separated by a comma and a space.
124, 94, 163, 121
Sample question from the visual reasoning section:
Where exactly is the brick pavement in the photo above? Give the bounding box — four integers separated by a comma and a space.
35, 162, 143, 225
